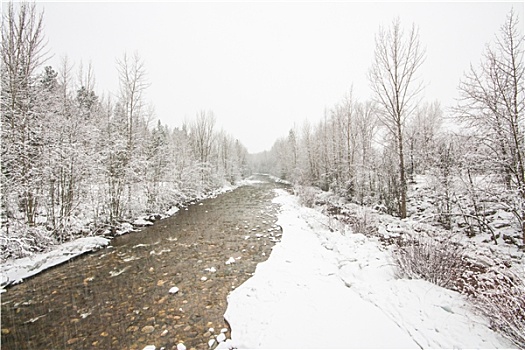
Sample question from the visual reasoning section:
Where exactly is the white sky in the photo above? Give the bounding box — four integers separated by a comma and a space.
37, 1, 523, 154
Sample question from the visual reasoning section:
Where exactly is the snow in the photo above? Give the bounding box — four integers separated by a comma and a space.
166, 206, 180, 216
225, 257, 236, 265
223, 189, 513, 348
0, 236, 109, 291
133, 217, 154, 227
216, 332, 227, 343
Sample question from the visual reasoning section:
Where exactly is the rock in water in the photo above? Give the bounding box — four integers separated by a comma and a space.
216, 332, 226, 343
141, 325, 155, 334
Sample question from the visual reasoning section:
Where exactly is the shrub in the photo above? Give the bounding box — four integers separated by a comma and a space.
392, 232, 469, 289
294, 185, 318, 208
469, 269, 525, 348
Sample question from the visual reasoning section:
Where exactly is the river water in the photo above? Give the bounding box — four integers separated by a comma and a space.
1, 175, 289, 350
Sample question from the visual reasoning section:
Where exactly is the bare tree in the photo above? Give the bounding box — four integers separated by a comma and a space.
456, 9, 524, 244
190, 110, 216, 165
116, 52, 148, 160
1, 2, 48, 226
368, 17, 426, 218
116, 52, 149, 217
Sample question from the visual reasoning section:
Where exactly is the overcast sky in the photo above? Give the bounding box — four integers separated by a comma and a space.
38, 1, 523, 154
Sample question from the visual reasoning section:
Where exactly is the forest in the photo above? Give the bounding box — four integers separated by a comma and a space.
1, 3, 523, 259
256, 11, 524, 251
1, 3, 250, 259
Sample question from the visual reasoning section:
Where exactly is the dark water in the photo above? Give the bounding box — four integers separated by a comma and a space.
1, 176, 288, 350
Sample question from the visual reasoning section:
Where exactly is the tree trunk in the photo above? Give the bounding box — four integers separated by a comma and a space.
397, 123, 407, 219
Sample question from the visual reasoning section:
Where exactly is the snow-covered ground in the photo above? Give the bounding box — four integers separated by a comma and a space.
0, 236, 109, 292
221, 188, 514, 348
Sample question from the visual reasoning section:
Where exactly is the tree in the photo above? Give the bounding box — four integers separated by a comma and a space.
368, 17, 426, 218
456, 9, 524, 244
405, 101, 442, 179
116, 52, 149, 218
1, 2, 48, 226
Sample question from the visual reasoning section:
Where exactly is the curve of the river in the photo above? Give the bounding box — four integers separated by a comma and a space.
1, 175, 289, 350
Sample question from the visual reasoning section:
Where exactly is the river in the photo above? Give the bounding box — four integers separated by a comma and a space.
1, 175, 288, 350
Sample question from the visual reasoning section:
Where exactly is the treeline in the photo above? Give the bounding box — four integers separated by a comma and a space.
1, 3, 249, 259
259, 11, 524, 245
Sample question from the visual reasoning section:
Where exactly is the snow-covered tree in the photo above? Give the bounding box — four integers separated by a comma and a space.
456, 9, 524, 244
1, 2, 48, 227
368, 17, 426, 218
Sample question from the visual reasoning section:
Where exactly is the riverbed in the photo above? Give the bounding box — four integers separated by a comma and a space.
1, 175, 288, 350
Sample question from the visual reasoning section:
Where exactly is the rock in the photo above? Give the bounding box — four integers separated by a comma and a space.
127, 325, 139, 332
66, 338, 79, 345
143, 346, 156, 350
133, 218, 154, 227
169, 287, 179, 294
100, 331, 109, 337
177, 343, 187, 350
216, 333, 226, 343
208, 339, 216, 348
141, 325, 155, 334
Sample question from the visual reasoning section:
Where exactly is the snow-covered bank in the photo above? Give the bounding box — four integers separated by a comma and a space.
0, 236, 109, 292
222, 189, 513, 348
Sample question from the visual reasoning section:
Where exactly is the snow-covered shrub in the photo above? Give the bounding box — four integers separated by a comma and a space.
393, 233, 469, 289
294, 185, 319, 208
0, 223, 55, 261
469, 269, 525, 348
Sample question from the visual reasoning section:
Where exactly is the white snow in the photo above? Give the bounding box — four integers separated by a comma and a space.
225, 257, 236, 265
133, 217, 154, 226
223, 189, 513, 349
0, 236, 109, 291
216, 332, 226, 343
166, 206, 180, 216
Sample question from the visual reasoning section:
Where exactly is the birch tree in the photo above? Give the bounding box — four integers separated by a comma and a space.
368, 17, 426, 218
